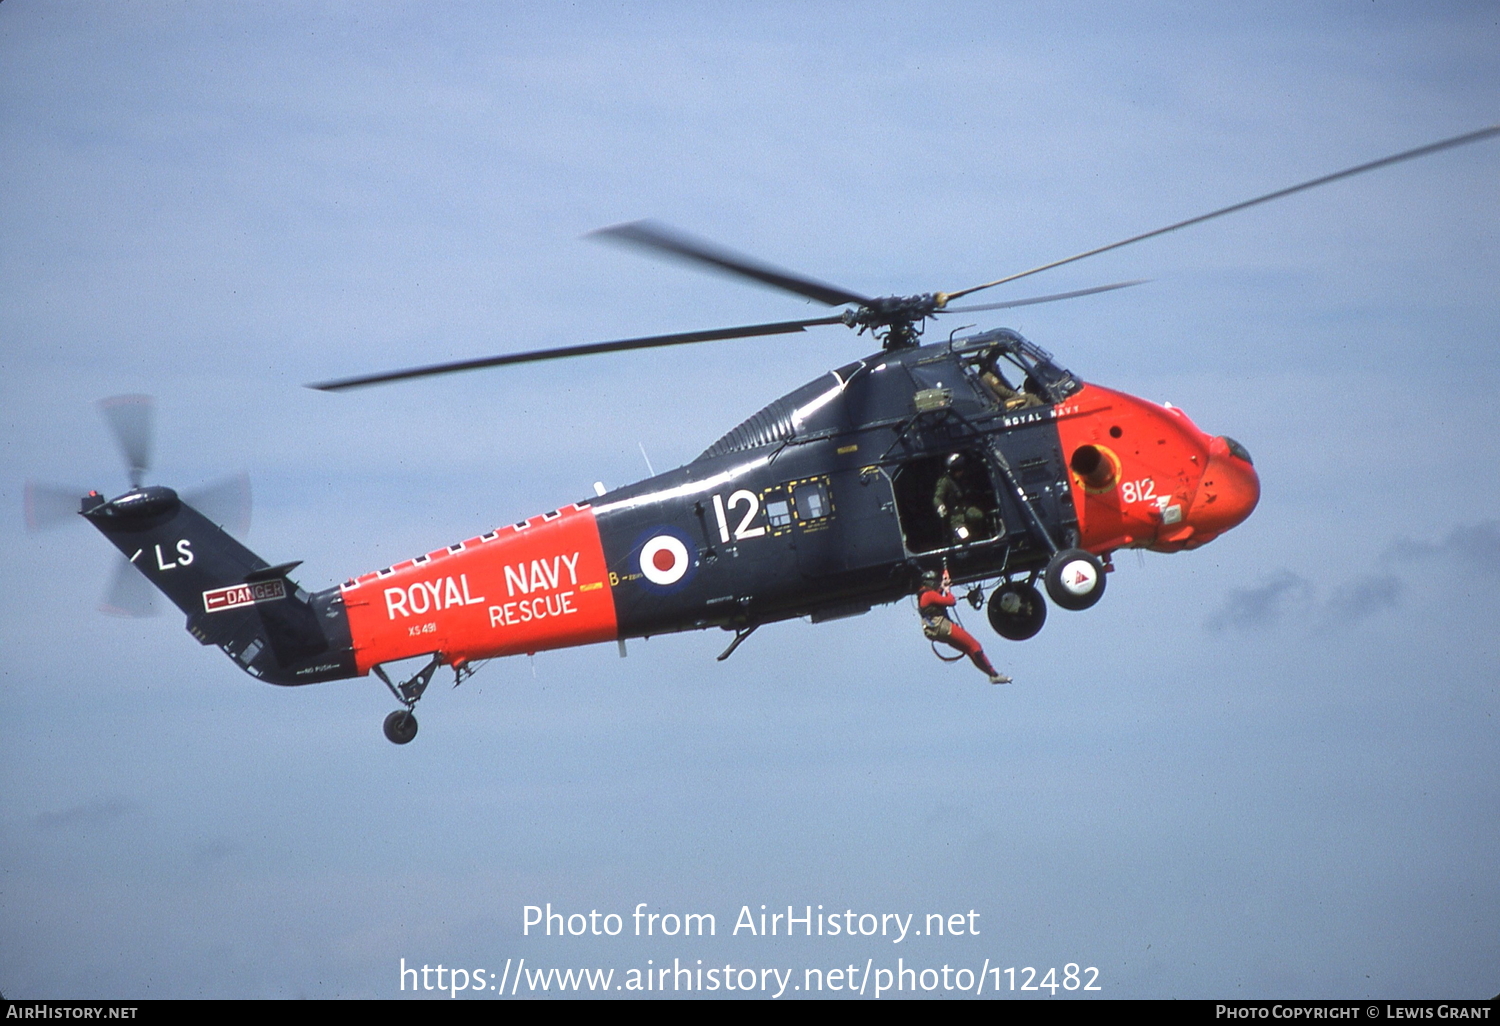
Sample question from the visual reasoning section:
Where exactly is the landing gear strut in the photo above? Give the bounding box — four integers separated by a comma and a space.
373, 654, 442, 745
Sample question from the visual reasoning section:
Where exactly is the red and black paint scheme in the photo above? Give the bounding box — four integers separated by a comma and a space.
79, 328, 1258, 742
76, 127, 1499, 743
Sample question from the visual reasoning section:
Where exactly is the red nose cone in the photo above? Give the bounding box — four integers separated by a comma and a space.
1188, 437, 1260, 542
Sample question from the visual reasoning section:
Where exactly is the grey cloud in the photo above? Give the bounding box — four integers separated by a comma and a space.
1209, 521, 1500, 634
1323, 573, 1403, 625
1205, 570, 1313, 631
1386, 521, 1500, 573
32, 795, 137, 832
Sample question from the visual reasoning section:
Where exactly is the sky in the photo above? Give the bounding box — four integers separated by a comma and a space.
1, 1, 1497, 1000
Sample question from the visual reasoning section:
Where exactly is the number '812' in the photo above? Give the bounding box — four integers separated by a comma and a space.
1119, 478, 1155, 504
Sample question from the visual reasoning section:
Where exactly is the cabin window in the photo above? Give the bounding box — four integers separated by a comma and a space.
765, 497, 793, 529
793, 480, 831, 521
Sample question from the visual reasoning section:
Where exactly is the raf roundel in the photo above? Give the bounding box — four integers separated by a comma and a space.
639, 534, 691, 586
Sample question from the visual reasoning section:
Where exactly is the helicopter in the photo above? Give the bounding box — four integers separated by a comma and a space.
46, 125, 1497, 744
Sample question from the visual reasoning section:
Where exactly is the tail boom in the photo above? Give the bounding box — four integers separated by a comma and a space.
84, 490, 621, 685
82, 488, 356, 685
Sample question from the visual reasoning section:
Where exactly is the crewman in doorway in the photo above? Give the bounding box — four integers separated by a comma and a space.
917, 570, 1011, 684
933, 452, 988, 545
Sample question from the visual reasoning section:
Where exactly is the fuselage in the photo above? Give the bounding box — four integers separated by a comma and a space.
82, 329, 1257, 687
333, 329, 1259, 678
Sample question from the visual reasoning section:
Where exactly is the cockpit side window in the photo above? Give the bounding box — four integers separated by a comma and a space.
967, 347, 1046, 410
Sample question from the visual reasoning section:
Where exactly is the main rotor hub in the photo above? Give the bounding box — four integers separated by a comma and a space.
841, 293, 942, 350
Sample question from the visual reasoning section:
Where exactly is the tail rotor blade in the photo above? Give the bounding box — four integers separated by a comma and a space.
24, 481, 86, 532
99, 555, 158, 618
98, 395, 154, 487
184, 473, 252, 538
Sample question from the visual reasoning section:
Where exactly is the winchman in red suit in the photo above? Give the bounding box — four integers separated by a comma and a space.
917, 570, 1011, 684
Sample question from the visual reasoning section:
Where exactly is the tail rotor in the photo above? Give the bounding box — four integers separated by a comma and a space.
183, 473, 253, 540
23, 481, 89, 532
100, 554, 159, 618
22, 395, 252, 617
97, 394, 153, 489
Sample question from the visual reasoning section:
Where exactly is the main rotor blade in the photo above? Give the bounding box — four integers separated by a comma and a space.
589, 219, 872, 307
184, 473, 252, 538
941, 124, 1500, 304
24, 481, 86, 532
941, 279, 1149, 313
98, 394, 154, 487
308, 315, 846, 391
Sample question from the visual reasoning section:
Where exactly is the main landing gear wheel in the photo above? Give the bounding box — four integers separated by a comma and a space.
373, 655, 441, 745
1044, 548, 1106, 611
383, 710, 419, 745
987, 581, 1048, 640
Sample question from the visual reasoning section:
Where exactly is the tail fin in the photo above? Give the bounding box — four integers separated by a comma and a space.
82, 487, 356, 685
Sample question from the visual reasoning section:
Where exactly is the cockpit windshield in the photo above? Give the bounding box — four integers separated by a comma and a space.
956, 329, 1080, 408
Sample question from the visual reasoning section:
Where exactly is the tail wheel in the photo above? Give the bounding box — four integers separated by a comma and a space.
987, 582, 1047, 640
1044, 548, 1106, 611
383, 710, 418, 745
